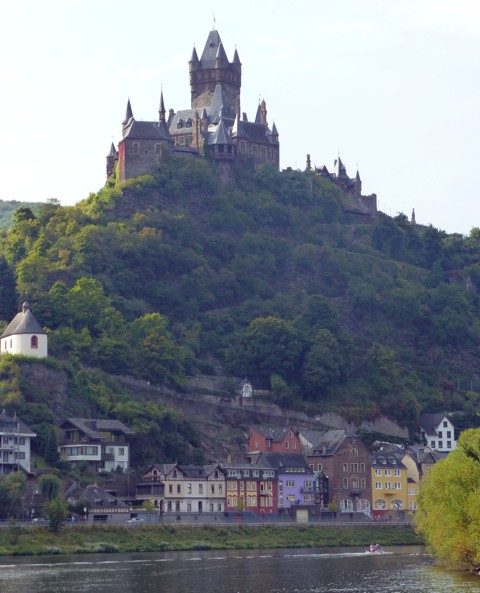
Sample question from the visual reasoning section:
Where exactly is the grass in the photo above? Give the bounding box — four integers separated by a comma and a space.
0, 524, 424, 557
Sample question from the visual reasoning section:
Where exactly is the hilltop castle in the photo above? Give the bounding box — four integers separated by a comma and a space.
107, 29, 280, 182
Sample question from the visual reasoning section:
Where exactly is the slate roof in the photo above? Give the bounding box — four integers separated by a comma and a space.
372, 451, 407, 470
0, 411, 36, 437
253, 427, 295, 443
256, 452, 312, 472
1, 302, 45, 338
199, 30, 224, 67
78, 484, 129, 508
60, 418, 134, 438
310, 430, 352, 455
419, 413, 449, 436
122, 119, 172, 142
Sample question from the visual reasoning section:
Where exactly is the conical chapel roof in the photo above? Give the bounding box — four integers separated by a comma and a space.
0, 302, 46, 338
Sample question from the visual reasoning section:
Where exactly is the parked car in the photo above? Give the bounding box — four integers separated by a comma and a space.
125, 517, 144, 523
31, 517, 47, 524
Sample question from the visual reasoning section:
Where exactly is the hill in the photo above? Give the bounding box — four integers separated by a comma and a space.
0, 199, 46, 229
1, 157, 480, 465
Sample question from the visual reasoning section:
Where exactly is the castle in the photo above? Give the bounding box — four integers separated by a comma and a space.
107, 29, 280, 182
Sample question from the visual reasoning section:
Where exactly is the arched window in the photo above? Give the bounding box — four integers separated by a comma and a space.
374, 498, 387, 510
31, 335, 38, 349
391, 498, 404, 510
340, 498, 353, 511
133, 142, 140, 155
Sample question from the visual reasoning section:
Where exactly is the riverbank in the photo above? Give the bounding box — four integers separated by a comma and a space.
0, 524, 424, 557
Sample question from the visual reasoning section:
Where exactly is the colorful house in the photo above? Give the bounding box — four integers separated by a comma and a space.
371, 451, 408, 517
247, 426, 302, 457
221, 462, 277, 515
255, 452, 314, 510
303, 429, 372, 514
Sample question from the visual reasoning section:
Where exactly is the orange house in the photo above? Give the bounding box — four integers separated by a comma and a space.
247, 427, 302, 456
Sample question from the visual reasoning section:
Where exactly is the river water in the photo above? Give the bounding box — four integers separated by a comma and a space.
1, 546, 480, 593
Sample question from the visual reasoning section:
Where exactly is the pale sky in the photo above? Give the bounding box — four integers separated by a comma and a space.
1, 0, 479, 235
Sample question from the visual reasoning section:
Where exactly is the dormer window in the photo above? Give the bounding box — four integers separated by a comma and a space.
186, 118, 192, 128
177, 119, 184, 129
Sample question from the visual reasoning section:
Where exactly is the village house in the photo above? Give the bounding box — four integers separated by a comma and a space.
221, 462, 277, 515
419, 413, 458, 452
0, 410, 36, 474
255, 452, 315, 511
58, 418, 134, 473
371, 450, 409, 519
302, 429, 372, 515
247, 426, 302, 458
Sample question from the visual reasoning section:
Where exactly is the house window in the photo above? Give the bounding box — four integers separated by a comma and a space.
176, 484, 181, 494
167, 501, 172, 511
187, 484, 192, 494
175, 501, 180, 511
343, 463, 348, 472
443, 420, 448, 427
293, 442, 297, 449
439, 441, 443, 449
447, 441, 452, 448
168, 485, 173, 494
255, 441, 260, 448
447, 431, 451, 438
199, 484, 203, 494
211, 484, 215, 494
395, 482, 401, 490
286, 480, 294, 488
218, 484, 223, 493
343, 477, 349, 488
217, 503, 222, 512
349, 448, 358, 457
394, 469, 400, 477
285, 442, 289, 449
385, 469, 391, 477
119, 448, 124, 456
438, 431, 443, 438
385, 482, 392, 490
187, 502, 192, 511
209, 503, 214, 511
31, 335, 38, 349
317, 463, 322, 471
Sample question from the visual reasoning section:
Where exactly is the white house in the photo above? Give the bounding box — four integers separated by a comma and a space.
0, 410, 36, 474
58, 418, 134, 473
419, 413, 458, 453
0, 301, 48, 358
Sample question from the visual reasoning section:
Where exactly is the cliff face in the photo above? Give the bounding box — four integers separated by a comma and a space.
17, 362, 408, 463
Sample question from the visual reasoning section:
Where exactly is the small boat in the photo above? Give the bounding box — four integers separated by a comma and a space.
365, 544, 383, 554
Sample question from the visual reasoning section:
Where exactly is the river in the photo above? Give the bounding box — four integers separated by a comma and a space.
1, 546, 480, 592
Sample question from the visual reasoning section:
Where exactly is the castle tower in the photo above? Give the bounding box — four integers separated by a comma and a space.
106, 143, 118, 178
354, 170, 362, 196
0, 301, 48, 358
189, 30, 242, 116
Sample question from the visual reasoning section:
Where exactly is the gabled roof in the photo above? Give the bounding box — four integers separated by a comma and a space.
77, 483, 129, 508
252, 426, 297, 443
420, 413, 451, 435
1, 302, 46, 338
0, 411, 36, 437
309, 430, 352, 455
122, 119, 172, 142
60, 418, 134, 438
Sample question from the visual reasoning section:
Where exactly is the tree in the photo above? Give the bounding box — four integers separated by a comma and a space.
242, 316, 302, 384
302, 329, 343, 399
415, 429, 480, 571
45, 496, 68, 533
39, 474, 61, 501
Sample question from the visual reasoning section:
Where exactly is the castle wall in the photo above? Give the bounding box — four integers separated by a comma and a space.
119, 139, 166, 182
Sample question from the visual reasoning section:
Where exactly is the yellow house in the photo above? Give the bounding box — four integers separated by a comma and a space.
371, 451, 408, 518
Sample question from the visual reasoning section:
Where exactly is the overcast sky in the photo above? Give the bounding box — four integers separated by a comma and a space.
1, 0, 479, 235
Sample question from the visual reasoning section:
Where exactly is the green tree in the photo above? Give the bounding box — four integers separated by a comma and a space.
39, 474, 62, 501
45, 496, 68, 534
302, 329, 344, 399
415, 429, 480, 571
242, 316, 302, 384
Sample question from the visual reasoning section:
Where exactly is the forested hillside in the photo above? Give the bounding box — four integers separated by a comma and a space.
1, 156, 480, 464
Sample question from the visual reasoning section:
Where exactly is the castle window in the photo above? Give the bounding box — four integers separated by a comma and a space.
31, 335, 38, 349
155, 144, 161, 155
177, 119, 184, 129
133, 142, 140, 155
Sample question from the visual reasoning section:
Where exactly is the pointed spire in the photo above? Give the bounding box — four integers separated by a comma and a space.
233, 48, 241, 64
108, 142, 116, 157
355, 169, 361, 182
189, 45, 199, 67
215, 41, 228, 64
122, 98, 133, 125
159, 89, 166, 123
